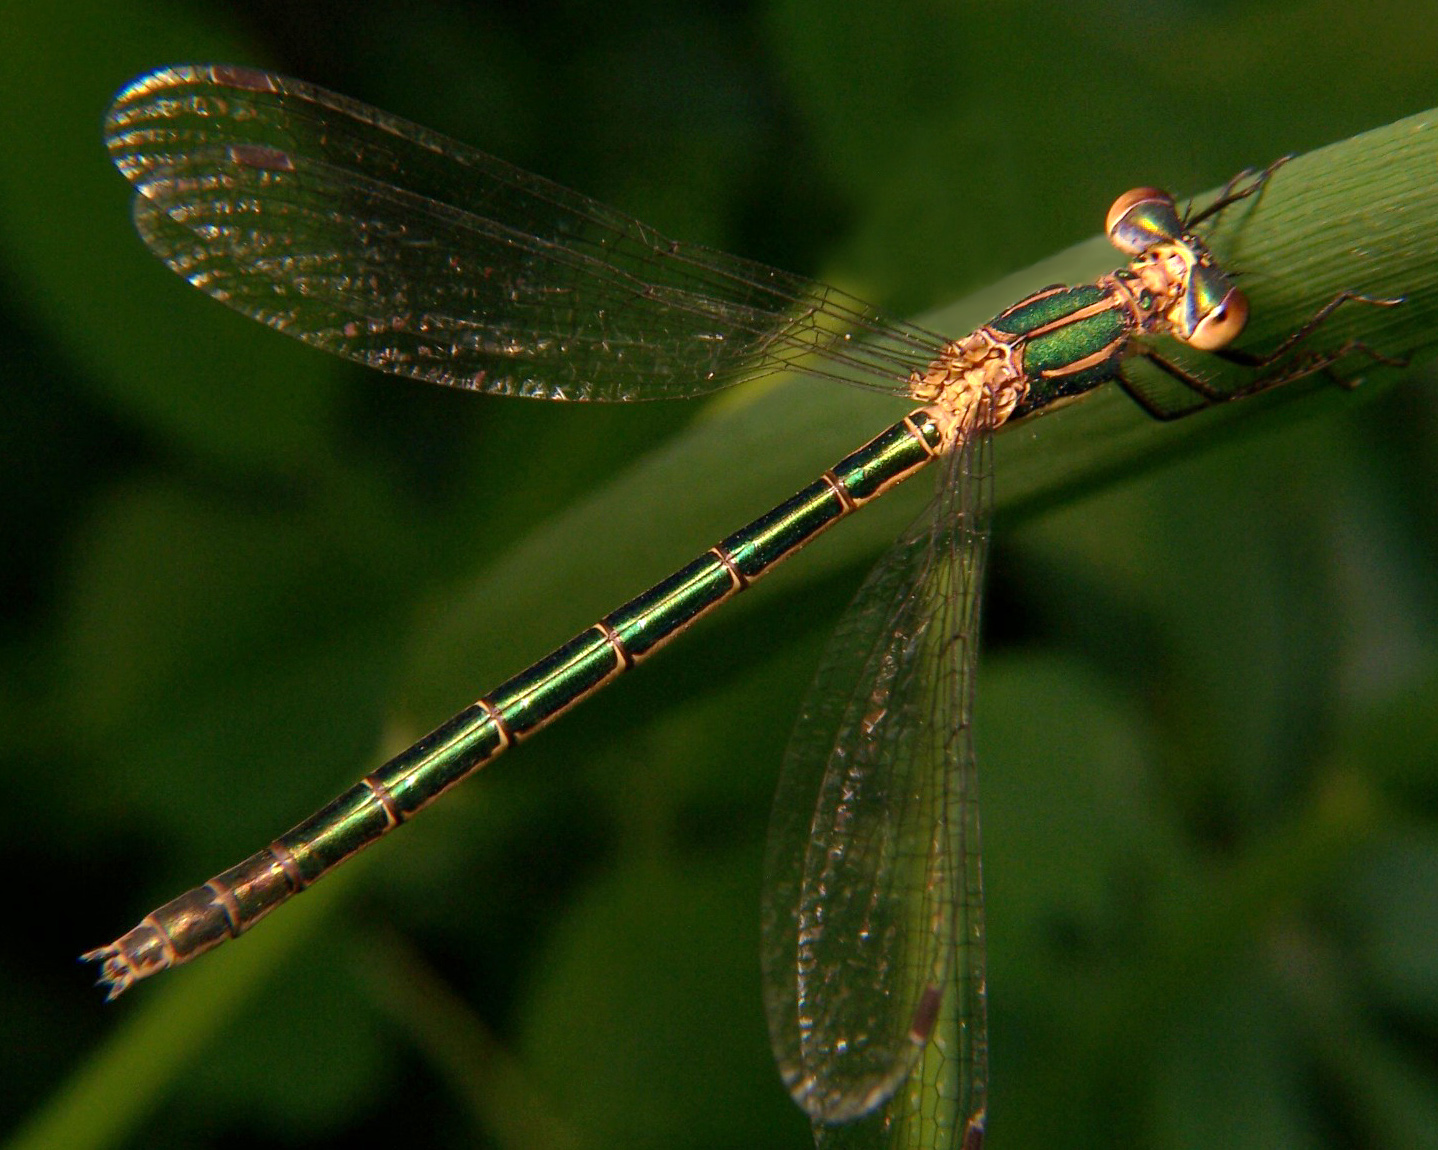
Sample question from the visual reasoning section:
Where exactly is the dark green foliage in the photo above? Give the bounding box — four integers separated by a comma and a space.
3, 1, 1438, 1148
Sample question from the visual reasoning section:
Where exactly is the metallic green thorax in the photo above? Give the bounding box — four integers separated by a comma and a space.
996, 284, 1135, 413
968, 187, 1246, 422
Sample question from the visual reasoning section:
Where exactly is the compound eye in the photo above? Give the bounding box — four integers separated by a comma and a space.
1188, 287, 1249, 351
1106, 187, 1179, 254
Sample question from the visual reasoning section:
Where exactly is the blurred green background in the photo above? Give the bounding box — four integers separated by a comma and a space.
4, 1, 1438, 1148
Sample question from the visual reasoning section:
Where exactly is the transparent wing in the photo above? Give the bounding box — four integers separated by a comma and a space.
104, 64, 950, 402
761, 432, 991, 1147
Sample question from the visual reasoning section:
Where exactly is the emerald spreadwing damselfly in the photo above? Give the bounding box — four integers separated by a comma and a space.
88, 64, 1406, 1147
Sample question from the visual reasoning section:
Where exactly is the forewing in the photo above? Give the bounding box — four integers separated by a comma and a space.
104, 65, 947, 401
762, 432, 991, 1147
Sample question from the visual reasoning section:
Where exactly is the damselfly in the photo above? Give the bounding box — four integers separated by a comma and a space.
87, 64, 1404, 1147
